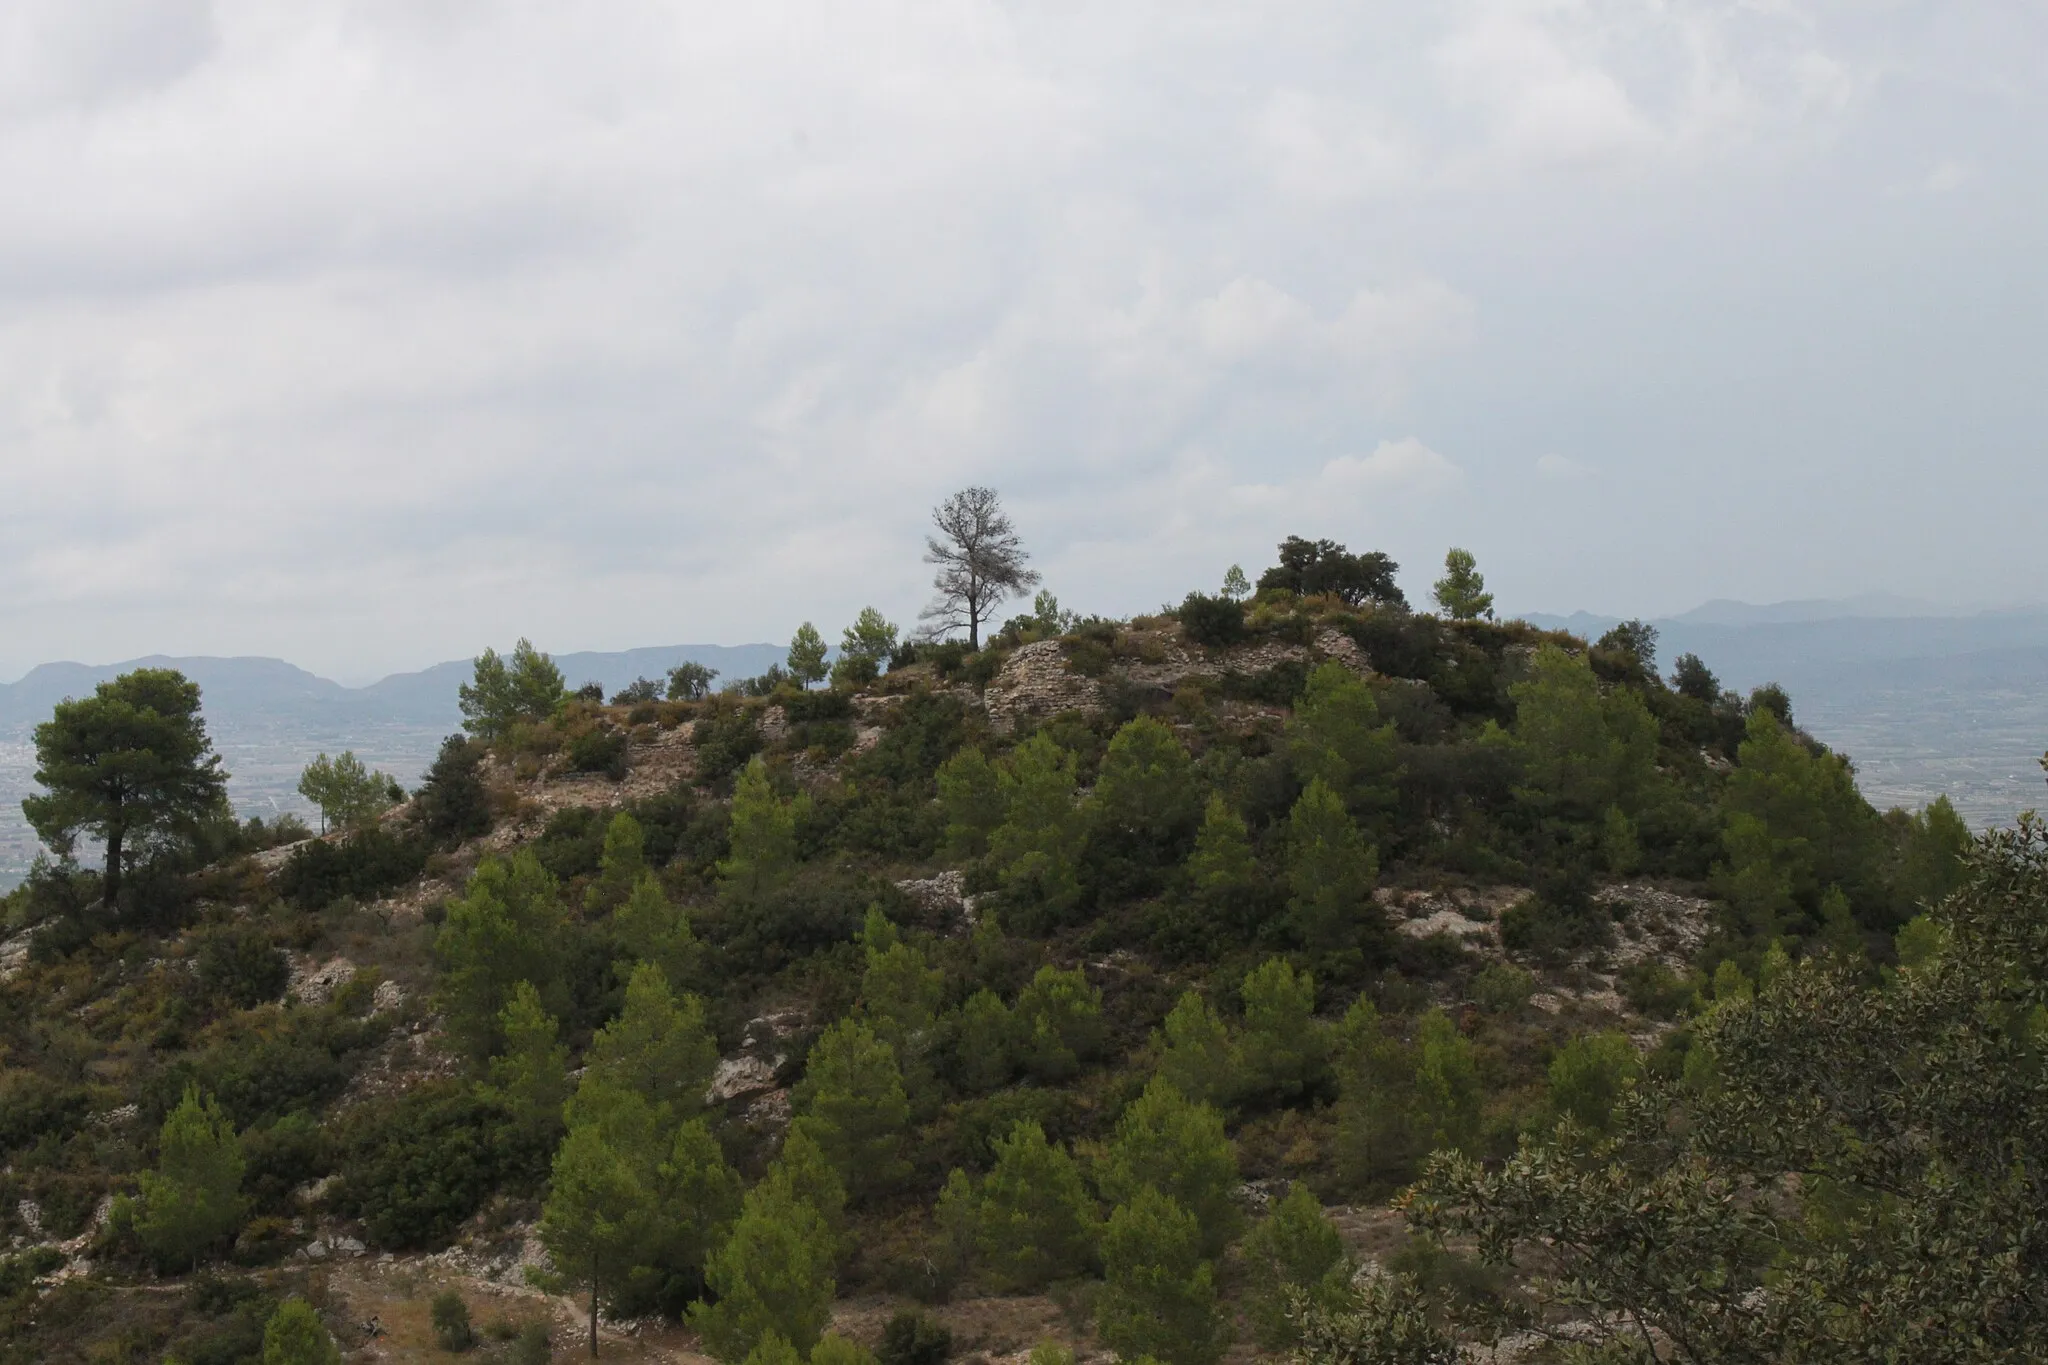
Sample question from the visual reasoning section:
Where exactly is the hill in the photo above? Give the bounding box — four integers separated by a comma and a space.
0, 577, 2039, 1364
0, 644, 786, 887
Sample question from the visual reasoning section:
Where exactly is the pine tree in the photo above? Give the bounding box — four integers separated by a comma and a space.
585, 812, 647, 915
1188, 795, 1257, 899
1097, 1076, 1240, 1256
744, 1333, 805, 1365
1286, 662, 1401, 819
972, 1120, 1099, 1290
765, 1121, 848, 1234
1155, 990, 1237, 1111
569, 962, 718, 1136
936, 747, 1006, 860
1546, 1032, 1641, 1134
1096, 1187, 1228, 1365
482, 981, 570, 1145
1331, 996, 1421, 1193
719, 757, 803, 898
787, 623, 830, 690
614, 871, 701, 989
1430, 548, 1494, 621
1412, 1009, 1482, 1154
989, 733, 1085, 923
1284, 779, 1380, 954
436, 849, 568, 1060
1010, 965, 1104, 1083
540, 1121, 657, 1357
859, 907, 944, 1076
138, 1084, 247, 1271
792, 1018, 910, 1201
1510, 645, 1658, 822
691, 1182, 838, 1362
1242, 1183, 1349, 1349
261, 1299, 340, 1365
1237, 958, 1326, 1106
950, 989, 1015, 1093
1092, 717, 1198, 847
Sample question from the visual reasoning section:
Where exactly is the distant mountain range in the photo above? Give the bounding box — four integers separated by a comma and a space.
0, 643, 788, 735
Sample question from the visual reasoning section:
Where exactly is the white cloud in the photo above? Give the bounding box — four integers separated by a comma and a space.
0, 1, 2032, 676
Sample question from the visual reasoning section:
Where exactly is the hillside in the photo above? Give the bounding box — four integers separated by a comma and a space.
0, 577, 2037, 1364
0, 645, 786, 888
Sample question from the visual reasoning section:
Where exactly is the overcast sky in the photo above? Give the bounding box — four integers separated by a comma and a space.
0, 2, 2041, 683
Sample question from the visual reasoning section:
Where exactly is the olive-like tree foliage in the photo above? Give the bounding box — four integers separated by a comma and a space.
1257, 536, 1406, 609
1355, 818, 2048, 1365
23, 667, 229, 906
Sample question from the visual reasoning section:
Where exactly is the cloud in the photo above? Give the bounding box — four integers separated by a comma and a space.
0, 2, 2033, 677
1537, 454, 1595, 481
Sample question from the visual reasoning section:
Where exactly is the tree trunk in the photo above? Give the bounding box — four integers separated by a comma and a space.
590, 1266, 599, 1357
103, 821, 124, 908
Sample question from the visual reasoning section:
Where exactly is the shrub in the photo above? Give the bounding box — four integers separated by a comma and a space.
331, 1084, 546, 1249
511, 1324, 552, 1365
194, 923, 289, 1010
531, 805, 607, 881
0, 1071, 92, 1157
830, 654, 880, 690
611, 677, 663, 705
431, 1291, 475, 1352
565, 726, 629, 779
412, 735, 492, 846
1499, 894, 1613, 964
1617, 961, 1696, 1019
277, 827, 430, 909
1469, 963, 1535, 1015
694, 704, 765, 784
879, 1310, 953, 1365
962, 650, 1005, 690
928, 642, 971, 679
1177, 593, 1247, 648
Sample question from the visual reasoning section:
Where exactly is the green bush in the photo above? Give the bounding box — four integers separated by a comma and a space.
1617, 961, 1696, 1019
531, 805, 607, 881
431, 1290, 475, 1351
1499, 894, 1613, 964
565, 726, 629, 779
694, 704, 765, 784
785, 690, 856, 724
330, 1084, 547, 1249
1469, 963, 1535, 1015
1177, 593, 1247, 648
193, 922, 289, 1010
277, 827, 429, 909
0, 1071, 92, 1157
878, 1310, 953, 1365
411, 735, 493, 846
962, 650, 1005, 690
510, 1323, 552, 1365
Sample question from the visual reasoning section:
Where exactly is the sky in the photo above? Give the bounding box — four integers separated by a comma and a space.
0, 2, 2042, 685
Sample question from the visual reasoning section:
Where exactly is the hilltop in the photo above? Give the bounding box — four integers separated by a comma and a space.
0, 547, 2038, 1365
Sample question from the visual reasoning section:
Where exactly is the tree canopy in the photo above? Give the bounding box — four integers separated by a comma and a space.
920, 486, 1041, 649
23, 667, 229, 905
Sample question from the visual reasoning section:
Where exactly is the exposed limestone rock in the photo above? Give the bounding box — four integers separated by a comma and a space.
983, 640, 1100, 731
894, 869, 983, 928
0, 926, 37, 983
706, 1055, 780, 1105
1313, 627, 1372, 674
289, 955, 358, 1006
1596, 882, 1717, 970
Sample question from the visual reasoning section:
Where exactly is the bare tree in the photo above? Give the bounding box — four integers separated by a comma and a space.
921, 486, 1041, 649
